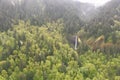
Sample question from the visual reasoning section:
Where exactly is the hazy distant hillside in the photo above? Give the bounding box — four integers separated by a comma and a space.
0, 0, 96, 33
0, 0, 120, 38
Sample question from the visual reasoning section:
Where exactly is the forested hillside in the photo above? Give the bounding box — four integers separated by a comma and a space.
0, 0, 120, 80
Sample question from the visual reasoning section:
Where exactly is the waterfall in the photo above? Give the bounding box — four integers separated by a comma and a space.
75, 36, 77, 50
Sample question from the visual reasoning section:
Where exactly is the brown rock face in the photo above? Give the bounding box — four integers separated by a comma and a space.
87, 35, 105, 51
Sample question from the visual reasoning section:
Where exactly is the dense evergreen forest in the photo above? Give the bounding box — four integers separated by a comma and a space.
0, 0, 120, 80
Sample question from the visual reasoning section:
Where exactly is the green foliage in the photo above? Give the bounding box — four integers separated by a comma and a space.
0, 21, 119, 80
0, 75, 6, 80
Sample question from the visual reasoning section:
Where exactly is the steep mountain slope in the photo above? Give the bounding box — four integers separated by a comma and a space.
0, 0, 120, 80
